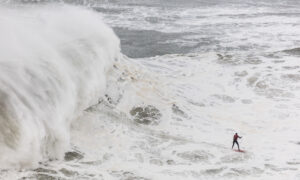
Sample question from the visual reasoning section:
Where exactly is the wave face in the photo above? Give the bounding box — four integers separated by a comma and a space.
0, 5, 120, 168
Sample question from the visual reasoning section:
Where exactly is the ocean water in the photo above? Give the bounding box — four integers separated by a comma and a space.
0, 0, 300, 179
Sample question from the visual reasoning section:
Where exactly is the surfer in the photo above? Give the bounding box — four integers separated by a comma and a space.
232, 133, 242, 150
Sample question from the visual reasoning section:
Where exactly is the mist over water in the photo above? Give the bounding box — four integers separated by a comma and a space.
0, 0, 300, 179
0, 4, 119, 168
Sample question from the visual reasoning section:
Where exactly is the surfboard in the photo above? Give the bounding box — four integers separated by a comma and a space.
234, 149, 245, 153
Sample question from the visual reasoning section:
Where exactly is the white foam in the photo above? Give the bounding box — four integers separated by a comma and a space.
0, 4, 120, 168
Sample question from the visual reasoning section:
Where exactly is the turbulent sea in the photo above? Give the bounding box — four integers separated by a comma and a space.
0, 0, 300, 179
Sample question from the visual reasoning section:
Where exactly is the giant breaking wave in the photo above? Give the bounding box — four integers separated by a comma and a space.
0, 5, 120, 168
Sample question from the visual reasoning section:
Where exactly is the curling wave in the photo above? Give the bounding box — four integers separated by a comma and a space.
0, 5, 120, 168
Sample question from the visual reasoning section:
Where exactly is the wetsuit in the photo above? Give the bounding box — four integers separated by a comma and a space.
232, 134, 241, 150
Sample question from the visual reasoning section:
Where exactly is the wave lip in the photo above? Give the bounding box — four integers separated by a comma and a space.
0, 5, 120, 168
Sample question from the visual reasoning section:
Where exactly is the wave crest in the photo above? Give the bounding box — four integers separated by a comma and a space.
0, 5, 120, 168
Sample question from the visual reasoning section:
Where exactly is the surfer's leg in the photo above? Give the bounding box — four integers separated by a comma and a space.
232, 141, 235, 149
236, 141, 240, 150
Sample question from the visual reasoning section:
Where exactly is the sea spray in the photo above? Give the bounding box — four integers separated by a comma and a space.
0, 5, 120, 168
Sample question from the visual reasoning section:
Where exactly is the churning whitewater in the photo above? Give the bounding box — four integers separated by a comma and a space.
0, 5, 120, 168
1, 1, 300, 180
